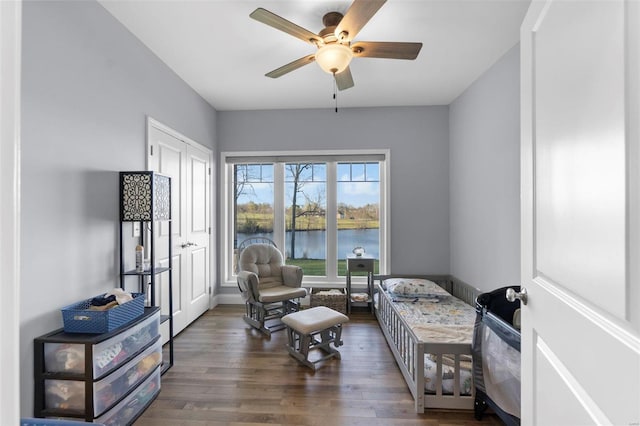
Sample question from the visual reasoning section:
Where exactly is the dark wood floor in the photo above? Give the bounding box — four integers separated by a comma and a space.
135, 305, 502, 426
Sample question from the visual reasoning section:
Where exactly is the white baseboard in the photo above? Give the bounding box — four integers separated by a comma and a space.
209, 293, 312, 307
214, 293, 244, 305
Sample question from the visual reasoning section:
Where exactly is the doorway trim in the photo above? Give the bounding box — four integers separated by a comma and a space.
1, 0, 22, 422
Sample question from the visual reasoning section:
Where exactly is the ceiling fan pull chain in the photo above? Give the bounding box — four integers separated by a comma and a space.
333, 73, 338, 113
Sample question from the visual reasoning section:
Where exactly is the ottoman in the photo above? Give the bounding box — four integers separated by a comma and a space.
281, 306, 349, 370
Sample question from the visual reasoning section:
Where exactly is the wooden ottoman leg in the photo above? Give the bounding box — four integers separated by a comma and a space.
318, 328, 341, 359
285, 330, 316, 370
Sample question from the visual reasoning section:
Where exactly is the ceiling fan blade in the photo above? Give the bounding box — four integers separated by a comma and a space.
335, 67, 355, 91
250, 8, 322, 45
351, 41, 423, 60
265, 54, 316, 78
335, 0, 386, 42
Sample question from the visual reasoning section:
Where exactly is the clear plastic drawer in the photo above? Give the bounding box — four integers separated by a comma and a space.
95, 366, 161, 426
43, 310, 160, 377
43, 379, 85, 412
93, 337, 162, 415
43, 343, 85, 374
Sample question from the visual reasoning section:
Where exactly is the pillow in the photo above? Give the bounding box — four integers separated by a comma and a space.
383, 278, 447, 298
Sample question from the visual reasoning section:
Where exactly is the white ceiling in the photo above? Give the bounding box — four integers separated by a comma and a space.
99, 0, 530, 111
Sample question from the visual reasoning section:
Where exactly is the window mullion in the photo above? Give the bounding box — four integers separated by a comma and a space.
326, 162, 337, 281
380, 158, 389, 274
273, 163, 285, 251
226, 164, 235, 281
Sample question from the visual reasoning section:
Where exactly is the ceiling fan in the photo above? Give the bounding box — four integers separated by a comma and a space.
250, 0, 422, 91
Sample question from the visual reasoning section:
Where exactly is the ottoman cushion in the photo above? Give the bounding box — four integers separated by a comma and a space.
282, 306, 349, 335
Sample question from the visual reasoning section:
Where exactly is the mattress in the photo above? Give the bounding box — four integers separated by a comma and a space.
381, 278, 476, 344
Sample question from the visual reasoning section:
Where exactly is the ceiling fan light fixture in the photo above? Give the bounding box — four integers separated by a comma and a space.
315, 43, 353, 74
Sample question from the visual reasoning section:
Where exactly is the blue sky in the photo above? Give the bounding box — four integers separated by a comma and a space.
237, 162, 380, 207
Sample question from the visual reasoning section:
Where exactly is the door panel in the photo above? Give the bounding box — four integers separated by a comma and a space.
535, 339, 595, 426
521, 1, 640, 424
534, 0, 626, 317
191, 247, 207, 299
158, 143, 183, 240
191, 155, 208, 232
156, 256, 181, 345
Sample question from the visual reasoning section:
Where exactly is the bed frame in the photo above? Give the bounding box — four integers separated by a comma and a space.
374, 274, 481, 413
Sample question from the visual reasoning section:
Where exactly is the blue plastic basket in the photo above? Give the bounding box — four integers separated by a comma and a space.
21, 419, 106, 426
61, 292, 145, 334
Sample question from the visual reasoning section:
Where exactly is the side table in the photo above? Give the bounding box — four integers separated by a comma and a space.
345, 255, 375, 314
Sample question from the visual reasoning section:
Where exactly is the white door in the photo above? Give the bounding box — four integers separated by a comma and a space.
521, 1, 640, 425
148, 120, 211, 338
184, 142, 212, 324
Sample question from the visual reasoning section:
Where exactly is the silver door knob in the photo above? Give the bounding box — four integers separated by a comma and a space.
506, 287, 527, 305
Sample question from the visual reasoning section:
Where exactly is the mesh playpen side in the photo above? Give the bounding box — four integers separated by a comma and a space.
472, 286, 522, 426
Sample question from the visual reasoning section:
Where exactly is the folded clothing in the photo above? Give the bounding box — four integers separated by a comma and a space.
316, 289, 344, 296
89, 289, 134, 311
88, 300, 119, 311
91, 294, 116, 306
351, 293, 369, 302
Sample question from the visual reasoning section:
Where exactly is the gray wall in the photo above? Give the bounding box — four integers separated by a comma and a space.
217, 106, 450, 292
20, 0, 217, 416
449, 45, 520, 292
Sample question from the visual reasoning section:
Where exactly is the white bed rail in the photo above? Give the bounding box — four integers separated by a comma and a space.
374, 275, 480, 413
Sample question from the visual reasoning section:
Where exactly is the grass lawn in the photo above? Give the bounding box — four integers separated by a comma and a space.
286, 258, 380, 276
237, 212, 379, 233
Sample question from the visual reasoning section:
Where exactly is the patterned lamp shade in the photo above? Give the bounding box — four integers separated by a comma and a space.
120, 171, 171, 221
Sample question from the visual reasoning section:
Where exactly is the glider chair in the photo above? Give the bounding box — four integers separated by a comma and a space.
237, 242, 307, 336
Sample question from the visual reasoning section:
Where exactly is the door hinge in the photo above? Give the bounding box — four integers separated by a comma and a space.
208, 167, 211, 176
150, 145, 154, 156
208, 286, 212, 294
208, 227, 211, 235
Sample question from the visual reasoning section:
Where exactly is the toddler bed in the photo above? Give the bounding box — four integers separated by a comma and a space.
374, 274, 480, 413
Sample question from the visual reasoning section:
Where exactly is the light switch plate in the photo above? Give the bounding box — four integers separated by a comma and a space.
132, 222, 141, 237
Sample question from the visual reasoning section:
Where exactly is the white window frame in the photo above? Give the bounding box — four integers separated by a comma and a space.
220, 149, 390, 287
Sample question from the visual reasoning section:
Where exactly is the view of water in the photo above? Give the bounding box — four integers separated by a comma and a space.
237, 228, 379, 259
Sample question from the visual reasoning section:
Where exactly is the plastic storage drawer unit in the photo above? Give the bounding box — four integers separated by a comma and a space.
34, 307, 161, 422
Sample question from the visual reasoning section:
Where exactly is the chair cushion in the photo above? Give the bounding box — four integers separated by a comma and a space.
239, 243, 285, 289
257, 285, 307, 303
282, 306, 349, 335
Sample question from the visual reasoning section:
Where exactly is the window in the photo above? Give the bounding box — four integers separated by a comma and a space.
285, 163, 327, 275
223, 151, 389, 285
337, 162, 380, 276
233, 163, 274, 248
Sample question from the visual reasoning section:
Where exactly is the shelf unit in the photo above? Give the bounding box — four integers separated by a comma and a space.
119, 171, 173, 374
345, 255, 375, 314
33, 307, 162, 423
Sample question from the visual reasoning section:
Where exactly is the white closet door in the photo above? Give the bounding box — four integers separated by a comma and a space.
148, 120, 211, 339
185, 143, 211, 325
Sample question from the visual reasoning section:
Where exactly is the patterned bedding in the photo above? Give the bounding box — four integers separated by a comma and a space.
382, 278, 477, 395
382, 278, 476, 344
